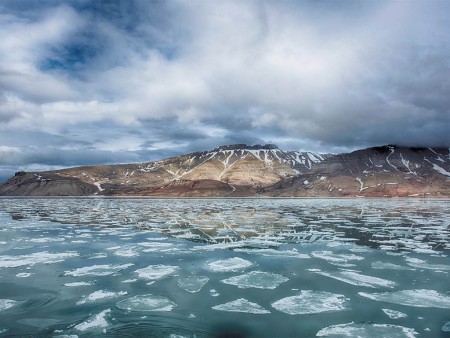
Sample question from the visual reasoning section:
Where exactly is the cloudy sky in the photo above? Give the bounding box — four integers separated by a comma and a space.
0, 0, 449, 181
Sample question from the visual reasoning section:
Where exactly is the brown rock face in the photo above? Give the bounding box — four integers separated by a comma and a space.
0, 144, 449, 197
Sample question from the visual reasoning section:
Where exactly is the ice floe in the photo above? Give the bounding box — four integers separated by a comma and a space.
64, 264, 134, 277
442, 321, 450, 332
177, 276, 209, 293
74, 309, 110, 332
312, 251, 364, 263
405, 257, 450, 271
0, 251, 78, 268
221, 271, 288, 289
271, 290, 349, 315
206, 257, 252, 272
77, 290, 127, 305
116, 295, 176, 312
382, 309, 408, 319
316, 322, 418, 337
371, 261, 414, 270
212, 298, 270, 314
311, 269, 396, 288
359, 289, 450, 308
16, 272, 33, 278
135, 265, 179, 280
0, 299, 19, 311
64, 281, 94, 287
233, 248, 310, 259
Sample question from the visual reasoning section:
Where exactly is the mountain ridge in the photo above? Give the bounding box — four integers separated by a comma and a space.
1, 144, 449, 197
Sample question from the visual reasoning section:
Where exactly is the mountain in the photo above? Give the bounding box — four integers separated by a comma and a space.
0, 144, 449, 197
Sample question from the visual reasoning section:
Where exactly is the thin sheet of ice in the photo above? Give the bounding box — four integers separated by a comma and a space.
372, 261, 415, 271
359, 289, 450, 308
312, 270, 396, 288
312, 251, 364, 263
313, 268, 396, 288
177, 276, 209, 293
64, 282, 94, 287
382, 309, 408, 319
405, 257, 450, 271
206, 257, 252, 272
442, 321, 450, 332
0, 299, 19, 311
271, 290, 349, 315
64, 264, 133, 277
233, 248, 310, 259
0, 251, 78, 268
74, 309, 110, 332
16, 272, 33, 278
135, 265, 179, 280
212, 298, 270, 314
221, 271, 288, 289
116, 295, 176, 312
316, 322, 417, 337
77, 290, 127, 305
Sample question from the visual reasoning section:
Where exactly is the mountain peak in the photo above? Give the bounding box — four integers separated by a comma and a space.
212, 144, 279, 152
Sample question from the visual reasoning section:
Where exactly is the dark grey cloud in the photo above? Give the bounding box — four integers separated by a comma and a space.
0, 0, 449, 180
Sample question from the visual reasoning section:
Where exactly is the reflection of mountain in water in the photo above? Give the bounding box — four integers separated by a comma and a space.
1, 198, 448, 253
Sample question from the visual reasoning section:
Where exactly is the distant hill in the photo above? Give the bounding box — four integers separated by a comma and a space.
0, 144, 449, 197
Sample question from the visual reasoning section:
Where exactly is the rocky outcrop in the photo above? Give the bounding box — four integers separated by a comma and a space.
0, 144, 449, 197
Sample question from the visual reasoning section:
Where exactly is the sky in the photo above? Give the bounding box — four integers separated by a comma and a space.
1, 0, 450, 181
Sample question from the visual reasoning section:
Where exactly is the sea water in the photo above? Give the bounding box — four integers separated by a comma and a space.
0, 198, 449, 337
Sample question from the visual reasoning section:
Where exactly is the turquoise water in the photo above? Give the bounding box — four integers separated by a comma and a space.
0, 198, 449, 337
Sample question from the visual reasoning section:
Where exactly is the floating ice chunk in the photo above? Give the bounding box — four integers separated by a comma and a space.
0, 299, 19, 311
312, 251, 364, 263
271, 290, 348, 315
74, 309, 110, 332
16, 272, 33, 278
121, 279, 137, 284
177, 276, 209, 293
77, 290, 127, 305
442, 321, 450, 332
372, 261, 415, 271
221, 271, 288, 289
316, 322, 418, 337
359, 289, 450, 308
234, 248, 310, 259
139, 242, 176, 252
64, 264, 134, 277
116, 295, 176, 312
29, 237, 65, 243
210, 289, 220, 297
64, 281, 94, 287
313, 270, 396, 288
382, 309, 408, 319
135, 265, 179, 280
0, 251, 78, 268
405, 257, 450, 271
114, 248, 138, 257
206, 257, 252, 272
212, 298, 270, 314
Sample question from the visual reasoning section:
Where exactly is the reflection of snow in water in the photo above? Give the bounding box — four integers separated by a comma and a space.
272, 290, 349, 315
221, 271, 288, 289
359, 289, 450, 308
212, 298, 270, 314
316, 323, 418, 337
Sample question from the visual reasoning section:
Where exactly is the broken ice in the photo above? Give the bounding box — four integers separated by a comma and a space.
212, 298, 270, 314
116, 295, 176, 312
271, 290, 349, 315
206, 257, 252, 272
359, 289, 450, 308
177, 276, 209, 293
221, 271, 288, 289
316, 323, 418, 337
